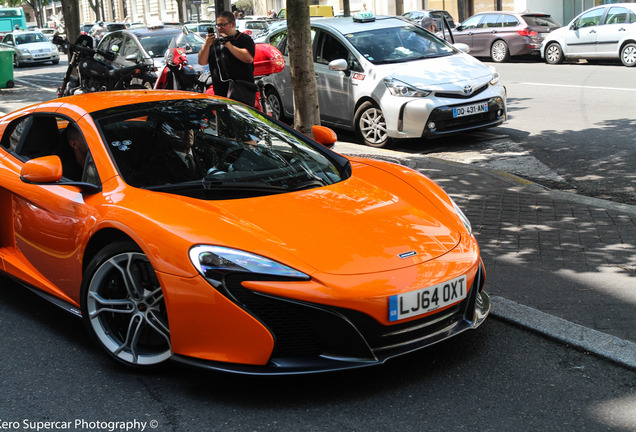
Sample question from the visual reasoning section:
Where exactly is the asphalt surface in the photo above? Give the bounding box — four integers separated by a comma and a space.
334, 142, 636, 370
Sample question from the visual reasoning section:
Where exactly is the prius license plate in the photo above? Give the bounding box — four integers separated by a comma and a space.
453, 102, 488, 118
389, 275, 467, 322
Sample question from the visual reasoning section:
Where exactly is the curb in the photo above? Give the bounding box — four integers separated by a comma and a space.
491, 296, 636, 371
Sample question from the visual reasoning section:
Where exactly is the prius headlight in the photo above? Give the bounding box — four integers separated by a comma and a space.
488, 71, 500, 86
189, 245, 309, 287
449, 198, 472, 235
384, 78, 431, 97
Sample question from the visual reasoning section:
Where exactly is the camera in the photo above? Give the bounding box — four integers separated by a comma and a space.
208, 27, 227, 44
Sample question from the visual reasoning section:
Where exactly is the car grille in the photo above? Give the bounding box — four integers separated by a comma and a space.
435, 83, 488, 99
223, 265, 484, 361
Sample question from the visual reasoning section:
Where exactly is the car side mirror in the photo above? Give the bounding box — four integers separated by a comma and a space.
328, 59, 348, 71
570, 22, 578, 30
20, 155, 101, 194
452, 43, 470, 53
312, 125, 337, 149
21, 155, 63, 183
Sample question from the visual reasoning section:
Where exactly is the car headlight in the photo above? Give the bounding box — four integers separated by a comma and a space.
488, 70, 500, 86
51, 45, 59, 54
383, 78, 431, 97
189, 245, 309, 287
18, 48, 30, 55
449, 198, 472, 235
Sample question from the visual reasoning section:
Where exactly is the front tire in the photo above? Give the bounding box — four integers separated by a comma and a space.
266, 87, 284, 121
80, 241, 171, 368
545, 42, 564, 64
13, 55, 21, 68
490, 40, 510, 63
620, 43, 636, 67
355, 101, 391, 148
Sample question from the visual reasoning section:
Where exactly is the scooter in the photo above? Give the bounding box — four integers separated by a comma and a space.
153, 33, 202, 92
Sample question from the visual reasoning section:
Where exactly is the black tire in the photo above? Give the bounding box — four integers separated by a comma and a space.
13, 55, 21, 68
490, 40, 510, 63
265, 87, 285, 121
545, 42, 564, 64
52, 59, 59, 65
620, 42, 636, 67
354, 101, 391, 148
80, 240, 171, 368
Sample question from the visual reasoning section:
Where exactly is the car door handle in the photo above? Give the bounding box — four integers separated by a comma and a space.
619, 27, 626, 31
589, 29, 596, 33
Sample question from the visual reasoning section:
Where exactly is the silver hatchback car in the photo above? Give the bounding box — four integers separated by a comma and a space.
260, 13, 506, 147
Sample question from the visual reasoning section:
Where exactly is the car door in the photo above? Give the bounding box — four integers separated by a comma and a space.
313, 29, 356, 127
595, 6, 633, 55
0, 113, 99, 301
564, 7, 605, 55
453, 15, 484, 54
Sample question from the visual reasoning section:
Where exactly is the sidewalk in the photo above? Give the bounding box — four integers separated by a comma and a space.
334, 141, 636, 369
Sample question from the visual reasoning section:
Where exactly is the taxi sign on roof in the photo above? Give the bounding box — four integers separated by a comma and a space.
352, 11, 375, 22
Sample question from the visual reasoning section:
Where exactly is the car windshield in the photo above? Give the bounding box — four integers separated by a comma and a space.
15, 33, 48, 44
345, 25, 455, 64
138, 32, 204, 57
92, 99, 346, 198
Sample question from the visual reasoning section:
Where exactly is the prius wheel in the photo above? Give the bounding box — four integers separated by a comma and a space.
545, 43, 564, 64
355, 101, 391, 148
490, 40, 510, 63
266, 88, 284, 121
81, 241, 171, 368
620, 43, 636, 67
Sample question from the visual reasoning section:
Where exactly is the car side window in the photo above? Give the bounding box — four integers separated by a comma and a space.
502, 15, 519, 27
575, 8, 604, 28
604, 7, 629, 25
316, 32, 349, 65
0, 116, 29, 152
483, 14, 502, 28
269, 30, 287, 54
460, 15, 482, 30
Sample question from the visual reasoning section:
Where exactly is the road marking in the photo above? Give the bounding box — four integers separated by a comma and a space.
492, 296, 636, 370
13, 78, 57, 93
520, 82, 636, 92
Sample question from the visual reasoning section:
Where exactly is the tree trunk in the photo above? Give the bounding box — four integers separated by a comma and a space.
286, 0, 320, 137
61, 0, 81, 42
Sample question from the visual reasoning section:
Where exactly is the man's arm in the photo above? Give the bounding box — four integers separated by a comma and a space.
198, 33, 215, 65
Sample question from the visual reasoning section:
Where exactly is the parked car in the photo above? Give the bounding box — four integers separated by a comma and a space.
90, 22, 128, 41
0, 90, 489, 373
96, 25, 209, 84
541, 3, 636, 67
402, 9, 456, 31
0, 30, 60, 67
183, 21, 214, 38
452, 11, 561, 62
236, 19, 270, 39
39, 27, 56, 41
261, 12, 506, 148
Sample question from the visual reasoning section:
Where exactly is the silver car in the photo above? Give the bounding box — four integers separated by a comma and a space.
0, 31, 60, 67
541, 3, 636, 67
261, 14, 506, 147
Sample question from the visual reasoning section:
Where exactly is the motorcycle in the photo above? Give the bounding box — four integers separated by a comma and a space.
53, 35, 156, 97
153, 33, 202, 92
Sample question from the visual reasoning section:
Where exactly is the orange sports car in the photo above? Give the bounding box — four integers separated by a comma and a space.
0, 91, 489, 374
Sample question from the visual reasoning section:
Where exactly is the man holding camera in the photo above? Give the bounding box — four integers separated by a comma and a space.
198, 11, 256, 106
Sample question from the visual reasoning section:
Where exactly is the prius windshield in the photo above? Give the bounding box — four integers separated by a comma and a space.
92, 99, 346, 199
346, 25, 455, 63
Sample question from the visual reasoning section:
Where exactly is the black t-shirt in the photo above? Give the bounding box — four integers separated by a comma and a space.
208, 31, 256, 97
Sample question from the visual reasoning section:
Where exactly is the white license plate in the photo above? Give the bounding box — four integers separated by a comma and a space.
453, 102, 488, 118
389, 275, 467, 322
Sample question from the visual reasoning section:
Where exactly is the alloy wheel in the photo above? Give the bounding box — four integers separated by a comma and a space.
85, 249, 171, 366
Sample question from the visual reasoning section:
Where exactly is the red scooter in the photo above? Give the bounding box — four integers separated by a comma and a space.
153, 34, 201, 92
